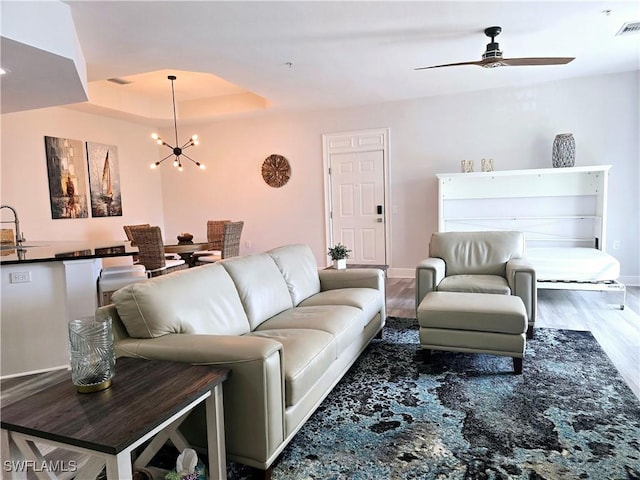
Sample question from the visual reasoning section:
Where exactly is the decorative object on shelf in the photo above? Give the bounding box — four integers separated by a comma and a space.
328, 243, 351, 270
461, 160, 474, 173
177, 233, 194, 244
262, 154, 291, 188
68, 316, 115, 393
150, 75, 204, 172
481, 158, 495, 172
552, 133, 575, 168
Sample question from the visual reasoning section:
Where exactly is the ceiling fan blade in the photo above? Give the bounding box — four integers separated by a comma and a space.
499, 57, 575, 66
414, 60, 484, 70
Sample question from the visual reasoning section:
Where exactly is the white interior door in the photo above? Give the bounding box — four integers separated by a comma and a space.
324, 129, 389, 265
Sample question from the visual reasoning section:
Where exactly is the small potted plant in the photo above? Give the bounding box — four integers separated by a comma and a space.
328, 243, 351, 270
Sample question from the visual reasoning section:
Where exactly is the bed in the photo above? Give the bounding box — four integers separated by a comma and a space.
526, 246, 626, 309
436, 165, 626, 309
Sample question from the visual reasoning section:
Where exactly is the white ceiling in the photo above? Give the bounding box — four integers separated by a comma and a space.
3, 1, 640, 124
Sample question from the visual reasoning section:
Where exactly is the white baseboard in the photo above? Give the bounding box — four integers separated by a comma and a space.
1, 364, 69, 380
388, 267, 414, 278
620, 275, 639, 287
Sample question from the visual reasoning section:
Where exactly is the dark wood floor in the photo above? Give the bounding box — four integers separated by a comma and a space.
387, 278, 640, 400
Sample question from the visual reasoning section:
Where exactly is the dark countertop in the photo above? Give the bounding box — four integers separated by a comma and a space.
0, 241, 137, 265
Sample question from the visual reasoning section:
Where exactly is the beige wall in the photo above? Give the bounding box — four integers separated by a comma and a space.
1, 71, 638, 282
0, 107, 165, 243
160, 71, 639, 281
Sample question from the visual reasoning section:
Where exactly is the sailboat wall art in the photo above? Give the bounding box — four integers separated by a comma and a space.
87, 142, 123, 217
44, 136, 89, 219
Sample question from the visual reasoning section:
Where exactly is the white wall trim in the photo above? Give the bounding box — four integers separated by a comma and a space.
620, 276, 640, 287
388, 267, 414, 279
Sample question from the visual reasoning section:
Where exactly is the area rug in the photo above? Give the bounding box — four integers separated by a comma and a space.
170, 318, 640, 479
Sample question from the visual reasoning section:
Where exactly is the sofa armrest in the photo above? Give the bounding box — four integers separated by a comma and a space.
318, 268, 384, 292
115, 333, 285, 469
416, 257, 445, 309
506, 258, 537, 326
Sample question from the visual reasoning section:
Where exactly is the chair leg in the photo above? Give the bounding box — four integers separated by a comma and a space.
526, 325, 534, 339
513, 357, 523, 374
420, 348, 432, 363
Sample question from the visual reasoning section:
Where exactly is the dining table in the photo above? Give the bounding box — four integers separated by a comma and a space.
164, 240, 209, 267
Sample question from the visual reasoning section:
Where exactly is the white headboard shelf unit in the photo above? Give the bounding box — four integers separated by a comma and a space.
436, 165, 612, 251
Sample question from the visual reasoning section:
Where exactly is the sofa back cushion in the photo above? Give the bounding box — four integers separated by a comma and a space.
429, 231, 524, 277
112, 263, 250, 338
221, 253, 294, 330
267, 244, 321, 306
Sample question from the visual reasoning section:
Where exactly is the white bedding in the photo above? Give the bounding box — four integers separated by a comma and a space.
526, 247, 620, 282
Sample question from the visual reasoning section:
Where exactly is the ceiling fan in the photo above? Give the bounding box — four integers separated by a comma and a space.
415, 26, 575, 70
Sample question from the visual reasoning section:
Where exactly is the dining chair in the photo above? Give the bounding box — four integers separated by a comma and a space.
197, 221, 244, 264
123, 224, 150, 247
191, 220, 230, 260
130, 225, 188, 277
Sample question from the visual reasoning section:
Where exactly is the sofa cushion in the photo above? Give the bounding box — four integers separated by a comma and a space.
299, 288, 383, 327
437, 275, 511, 295
112, 263, 250, 338
247, 328, 335, 407
221, 253, 293, 330
429, 231, 524, 277
267, 244, 321, 306
257, 305, 364, 357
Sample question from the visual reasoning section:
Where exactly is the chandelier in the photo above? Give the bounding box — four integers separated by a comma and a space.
150, 75, 204, 171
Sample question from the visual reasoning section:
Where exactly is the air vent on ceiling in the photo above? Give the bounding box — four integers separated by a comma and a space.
616, 21, 640, 36
107, 77, 132, 85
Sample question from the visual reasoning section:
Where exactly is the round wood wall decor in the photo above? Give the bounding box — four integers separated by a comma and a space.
262, 154, 291, 188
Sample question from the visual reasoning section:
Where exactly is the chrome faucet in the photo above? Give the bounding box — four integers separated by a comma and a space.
0, 205, 26, 248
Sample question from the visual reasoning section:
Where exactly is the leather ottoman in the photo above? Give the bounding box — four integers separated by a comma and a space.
417, 291, 527, 374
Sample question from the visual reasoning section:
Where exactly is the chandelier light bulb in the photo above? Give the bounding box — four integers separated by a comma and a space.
150, 162, 158, 169
173, 159, 179, 167
197, 162, 205, 170
151, 133, 159, 140
178, 165, 184, 172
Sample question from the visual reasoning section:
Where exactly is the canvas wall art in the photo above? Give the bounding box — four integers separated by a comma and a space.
87, 142, 123, 217
44, 136, 89, 219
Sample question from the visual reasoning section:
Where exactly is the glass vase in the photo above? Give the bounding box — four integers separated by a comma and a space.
68, 316, 115, 393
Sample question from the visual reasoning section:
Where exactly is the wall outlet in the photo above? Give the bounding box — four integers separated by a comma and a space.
10, 271, 31, 283
612, 240, 621, 250
245, 240, 252, 249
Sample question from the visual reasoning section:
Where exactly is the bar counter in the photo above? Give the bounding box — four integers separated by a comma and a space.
1, 240, 138, 378
0, 240, 137, 265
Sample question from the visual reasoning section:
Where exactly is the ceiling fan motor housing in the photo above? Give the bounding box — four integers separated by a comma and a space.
483, 41, 502, 59
482, 26, 503, 59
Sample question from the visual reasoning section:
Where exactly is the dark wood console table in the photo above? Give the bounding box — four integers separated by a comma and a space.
1, 358, 230, 479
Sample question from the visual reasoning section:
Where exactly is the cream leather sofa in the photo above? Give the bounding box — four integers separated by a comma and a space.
95, 244, 385, 474
415, 231, 536, 337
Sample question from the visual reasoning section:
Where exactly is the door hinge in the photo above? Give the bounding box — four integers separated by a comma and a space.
328, 167, 331, 175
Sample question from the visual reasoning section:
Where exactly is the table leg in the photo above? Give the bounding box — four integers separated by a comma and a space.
105, 452, 133, 480
205, 384, 226, 480
1, 430, 27, 480
9, 436, 57, 480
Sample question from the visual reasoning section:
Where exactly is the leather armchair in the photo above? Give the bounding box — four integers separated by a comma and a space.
416, 231, 536, 337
